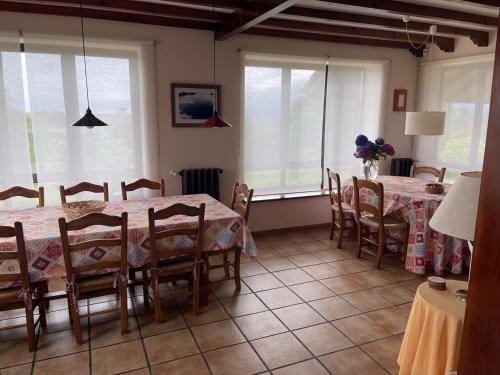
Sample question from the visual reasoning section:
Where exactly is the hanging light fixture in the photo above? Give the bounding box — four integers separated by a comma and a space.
201, 0, 232, 128
72, 0, 108, 128
403, 16, 445, 136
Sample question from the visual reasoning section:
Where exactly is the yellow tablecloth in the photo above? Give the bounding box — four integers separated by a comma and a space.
398, 280, 467, 375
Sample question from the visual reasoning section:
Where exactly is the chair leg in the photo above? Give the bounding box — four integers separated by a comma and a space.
119, 282, 128, 335
193, 264, 201, 315
375, 228, 385, 269
38, 298, 47, 328
25, 305, 36, 352
69, 299, 83, 345
128, 268, 136, 296
41, 281, 50, 310
234, 247, 242, 291
402, 224, 410, 263
330, 210, 336, 241
223, 253, 230, 278
142, 268, 149, 308
355, 222, 363, 258
152, 273, 162, 323
337, 214, 345, 249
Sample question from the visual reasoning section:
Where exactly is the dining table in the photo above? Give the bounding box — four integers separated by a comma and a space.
342, 176, 468, 276
0, 193, 257, 289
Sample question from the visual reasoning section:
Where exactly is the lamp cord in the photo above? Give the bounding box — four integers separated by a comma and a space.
405, 21, 430, 50
424, 34, 434, 112
80, 0, 90, 109
212, 0, 217, 114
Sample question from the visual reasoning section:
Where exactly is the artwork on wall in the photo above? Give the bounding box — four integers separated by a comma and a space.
393, 89, 408, 112
171, 83, 221, 127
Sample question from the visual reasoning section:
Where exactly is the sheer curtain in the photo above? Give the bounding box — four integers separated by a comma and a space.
413, 55, 494, 182
0, 34, 158, 205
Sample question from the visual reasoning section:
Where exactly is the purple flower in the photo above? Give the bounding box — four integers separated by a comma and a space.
382, 143, 395, 156
375, 137, 385, 146
356, 146, 373, 158
355, 134, 368, 147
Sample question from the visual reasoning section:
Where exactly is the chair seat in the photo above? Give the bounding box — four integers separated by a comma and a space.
359, 215, 408, 230
332, 202, 355, 214
159, 256, 195, 273
77, 273, 118, 293
0, 287, 22, 304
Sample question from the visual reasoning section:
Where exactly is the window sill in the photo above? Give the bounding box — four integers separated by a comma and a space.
252, 190, 329, 203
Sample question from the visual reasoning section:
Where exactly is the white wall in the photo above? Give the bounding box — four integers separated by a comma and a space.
0, 11, 420, 231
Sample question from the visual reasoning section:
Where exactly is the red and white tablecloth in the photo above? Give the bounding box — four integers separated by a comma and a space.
342, 176, 467, 276
0, 194, 257, 287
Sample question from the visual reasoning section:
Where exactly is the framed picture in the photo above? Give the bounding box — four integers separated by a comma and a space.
393, 89, 408, 112
171, 83, 221, 127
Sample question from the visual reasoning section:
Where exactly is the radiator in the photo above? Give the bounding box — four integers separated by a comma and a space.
390, 158, 413, 177
179, 168, 223, 200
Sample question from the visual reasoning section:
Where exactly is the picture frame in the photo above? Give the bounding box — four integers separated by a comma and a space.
171, 83, 221, 127
393, 89, 408, 112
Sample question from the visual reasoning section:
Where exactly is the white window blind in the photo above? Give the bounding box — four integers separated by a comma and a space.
413, 55, 494, 182
243, 53, 388, 195
0, 35, 158, 206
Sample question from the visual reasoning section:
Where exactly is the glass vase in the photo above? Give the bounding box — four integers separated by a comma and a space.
363, 160, 379, 180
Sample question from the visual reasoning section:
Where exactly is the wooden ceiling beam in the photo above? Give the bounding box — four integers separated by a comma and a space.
244, 27, 424, 56
322, 0, 498, 27
215, 0, 299, 41
159, 0, 244, 11
261, 18, 455, 52
461, 0, 500, 6
283, 6, 490, 46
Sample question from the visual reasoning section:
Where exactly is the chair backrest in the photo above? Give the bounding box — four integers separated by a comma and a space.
148, 203, 205, 268
410, 165, 446, 183
58, 212, 128, 281
327, 168, 343, 210
121, 178, 165, 201
59, 182, 109, 204
0, 222, 30, 289
352, 176, 384, 222
230, 182, 254, 222
0, 186, 44, 207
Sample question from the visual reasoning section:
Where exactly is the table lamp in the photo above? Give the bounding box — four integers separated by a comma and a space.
429, 171, 482, 302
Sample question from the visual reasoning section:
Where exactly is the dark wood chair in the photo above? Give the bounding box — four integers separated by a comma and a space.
0, 186, 44, 207
141, 203, 205, 323
58, 212, 128, 344
352, 177, 410, 268
121, 178, 166, 201
327, 169, 356, 248
59, 182, 109, 205
410, 165, 446, 183
0, 222, 46, 351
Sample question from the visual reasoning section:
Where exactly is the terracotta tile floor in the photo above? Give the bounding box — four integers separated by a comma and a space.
0, 228, 431, 374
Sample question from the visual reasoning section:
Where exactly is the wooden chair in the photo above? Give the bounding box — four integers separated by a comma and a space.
141, 203, 205, 323
0, 222, 46, 351
58, 212, 128, 344
121, 178, 166, 201
59, 182, 109, 205
0, 186, 44, 207
327, 169, 356, 248
352, 177, 410, 268
410, 165, 446, 183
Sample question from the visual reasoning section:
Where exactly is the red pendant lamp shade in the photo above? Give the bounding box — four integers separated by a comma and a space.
201, 111, 232, 128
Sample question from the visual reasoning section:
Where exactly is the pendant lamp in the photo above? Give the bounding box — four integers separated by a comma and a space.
72, 0, 108, 128
201, 0, 232, 128
403, 17, 445, 136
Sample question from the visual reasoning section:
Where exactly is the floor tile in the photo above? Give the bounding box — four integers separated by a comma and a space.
221, 294, 268, 317
302, 263, 343, 280
399, 278, 425, 291
212, 279, 251, 299
320, 275, 368, 294
307, 229, 332, 241
256, 287, 302, 309
256, 248, 282, 261
204, 342, 266, 375
151, 354, 210, 375
330, 259, 373, 274
1, 363, 32, 375
240, 262, 268, 277
33, 352, 89, 375
91, 340, 147, 375
297, 241, 332, 253
273, 303, 325, 330
191, 319, 245, 352
309, 296, 360, 321
234, 311, 287, 340
383, 266, 419, 282
252, 332, 312, 369
342, 290, 393, 312
284, 232, 317, 243
289, 281, 335, 302
294, 323, 353, 356
259, 257, 296, 272
355, 270, 398, 287
273, 244, 304, 257
287, 254, 323, 267
90, 317, 139, 349
314, 250, 352, 262
372, 284, 415, 304
361, 335, 403, 374
243, 273, 284, 292
332, 314, 392, 344
181, 298, 229, 326
0, 339, 34, 369
400, 302, 413, 313
272, 358, 329, 375
143, 328, 199, 365
122, 368, 150, 375
36, 328, 88, 360
273, 269, 314, 286
137, 303, 187, 336
366, 306, 410, 334
319, 347, 387, 375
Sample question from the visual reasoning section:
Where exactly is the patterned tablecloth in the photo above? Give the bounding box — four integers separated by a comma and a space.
342, 176, 467, 276
0, 194, 257, 287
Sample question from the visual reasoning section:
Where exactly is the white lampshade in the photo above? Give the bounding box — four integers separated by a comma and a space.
405, 111, 446, 135
429, 172, 482, 241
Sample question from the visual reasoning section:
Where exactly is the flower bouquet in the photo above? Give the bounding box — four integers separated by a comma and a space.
354, 135, 395, 180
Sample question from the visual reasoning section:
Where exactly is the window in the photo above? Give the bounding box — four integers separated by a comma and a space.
0, 35, 158, 206
414, 56, 494, 182
243, 53, 388, 195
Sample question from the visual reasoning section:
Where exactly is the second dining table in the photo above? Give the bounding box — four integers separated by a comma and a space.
342, 176, 467, 276
0, 193, 257, 288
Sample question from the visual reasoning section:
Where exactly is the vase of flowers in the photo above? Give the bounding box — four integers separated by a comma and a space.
354, 135, 395, 180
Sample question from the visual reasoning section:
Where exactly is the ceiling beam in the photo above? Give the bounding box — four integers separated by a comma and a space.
261, 18, 455, 52
159, 0, 244, 11
322, 0, 498, 27
461, 0, 500, 6
215, 0, 299, 41
244, 27, 424, 56
283, 6, 490, 46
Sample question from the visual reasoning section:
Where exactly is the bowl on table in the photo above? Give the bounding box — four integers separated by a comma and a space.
62, 200, 107, 220
425, 183, 445, 194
